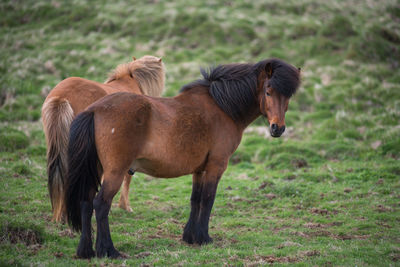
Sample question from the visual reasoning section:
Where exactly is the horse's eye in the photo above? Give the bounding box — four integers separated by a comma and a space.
266, 92, 271, 96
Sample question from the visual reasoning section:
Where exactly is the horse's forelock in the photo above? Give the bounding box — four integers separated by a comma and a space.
257, 59, 300, 98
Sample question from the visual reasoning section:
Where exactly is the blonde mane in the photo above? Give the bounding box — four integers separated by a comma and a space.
105, 55, 165, 97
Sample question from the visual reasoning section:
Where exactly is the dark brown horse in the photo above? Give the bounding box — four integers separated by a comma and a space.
64, 58, 300, 258
42, 55, 165, 222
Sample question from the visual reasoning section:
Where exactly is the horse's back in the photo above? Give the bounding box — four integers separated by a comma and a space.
46, 77, 108, 115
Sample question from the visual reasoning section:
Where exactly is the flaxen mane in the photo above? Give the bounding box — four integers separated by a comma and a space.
105, 55, 165, 97
181, 58, 300, 122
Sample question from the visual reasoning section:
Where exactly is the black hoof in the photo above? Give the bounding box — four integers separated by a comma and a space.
108, 249, 122, 259
197, 236, 213, 245
76, 247, 95, 259
183, 223, 213, 245
183, 222, 195, 244
96, 246, 121, 258
195, 230, 213, 245
182, 230, 194, 244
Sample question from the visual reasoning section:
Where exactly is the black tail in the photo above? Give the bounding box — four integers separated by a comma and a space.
65, 111, 101, 232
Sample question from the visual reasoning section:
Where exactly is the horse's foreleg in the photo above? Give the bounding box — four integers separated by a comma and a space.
118, 173, 133, 212
185, 161, 227, 245
94, 174, 124, 258
194, 177, 220, 245
77, 189, 96, 258
183, 171, 204, 244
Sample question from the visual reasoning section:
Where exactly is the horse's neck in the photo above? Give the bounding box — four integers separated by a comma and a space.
236, 106, 261, 130
176, 87, 261, 131
106, 77, 142, 94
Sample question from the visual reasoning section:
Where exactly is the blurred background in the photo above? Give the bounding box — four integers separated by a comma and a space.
0, 0, 399, 265
0, 0, 399, 144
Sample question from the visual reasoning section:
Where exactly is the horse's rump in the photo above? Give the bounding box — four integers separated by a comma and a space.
48, 77, 109, 113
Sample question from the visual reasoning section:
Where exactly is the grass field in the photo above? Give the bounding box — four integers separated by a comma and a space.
1, 0, 400, 266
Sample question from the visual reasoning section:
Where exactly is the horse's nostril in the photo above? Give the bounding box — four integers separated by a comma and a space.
280, 126, 285, 133
271, 124, 278, 131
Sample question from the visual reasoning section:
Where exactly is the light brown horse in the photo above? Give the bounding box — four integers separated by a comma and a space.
64, 58, 300, 258
42, 55, 165, 223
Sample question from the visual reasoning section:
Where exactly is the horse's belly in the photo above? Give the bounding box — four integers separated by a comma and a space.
131, 150, 207, 178
131, 161, 184, 178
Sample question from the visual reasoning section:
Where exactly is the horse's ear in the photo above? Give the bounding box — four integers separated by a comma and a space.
158, 58, 162, 62
265, 62, 273, 79
132, 56, 136, 61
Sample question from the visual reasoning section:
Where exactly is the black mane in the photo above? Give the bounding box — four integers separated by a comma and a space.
180, 59, 300, 122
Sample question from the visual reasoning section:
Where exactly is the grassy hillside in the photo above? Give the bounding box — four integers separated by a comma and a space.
1, 0, 399, 266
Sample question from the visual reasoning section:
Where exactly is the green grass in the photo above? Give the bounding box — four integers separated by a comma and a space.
1, 0, 399, 266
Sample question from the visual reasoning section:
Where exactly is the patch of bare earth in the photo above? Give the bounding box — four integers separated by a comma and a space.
304, 222, 343, 228
291, 230, 369, 240
277, 241, 302, 249
0, 225, 43, 246
246, 255, 299, 265
376, 204, 393, 212
258, 181, 274, 190
265, 193, 277, 200
135, 251, 152, 258
147, 218, 182, 242
310, 207, 338, 216
246, 250, 320, 265
53, 252, 64, 258
58, 229, 76, 238
392, 254, 400, 262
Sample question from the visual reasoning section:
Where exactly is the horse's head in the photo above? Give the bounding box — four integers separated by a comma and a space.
131, 55, 165, 97
133, 55, 162, 65
105, 55, 165, 96
108, 55, 164, 81
258, 59, 300, 137
128, 55, 164, 78
131, 55, 164, 71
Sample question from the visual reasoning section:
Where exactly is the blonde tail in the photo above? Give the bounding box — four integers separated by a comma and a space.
42, 97, 74, 223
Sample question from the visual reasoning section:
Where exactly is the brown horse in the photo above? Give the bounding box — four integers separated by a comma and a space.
64, 58, 300, 258
42, 55, 165, 223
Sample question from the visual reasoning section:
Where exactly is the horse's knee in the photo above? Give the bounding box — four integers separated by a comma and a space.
101, 173, 125, 200
93, 198, 108, 219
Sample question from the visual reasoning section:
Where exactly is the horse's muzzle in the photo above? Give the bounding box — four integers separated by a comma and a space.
270, 124, 285, 137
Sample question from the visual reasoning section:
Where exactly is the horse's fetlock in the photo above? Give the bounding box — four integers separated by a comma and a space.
77, 238, 95, 259
96, 243, 120, 258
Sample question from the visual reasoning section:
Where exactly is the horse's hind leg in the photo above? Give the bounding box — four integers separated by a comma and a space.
118, 173, 133, 212
94, 172, 124, 258
77, 189, 96, 258
183, 171, 204, 244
